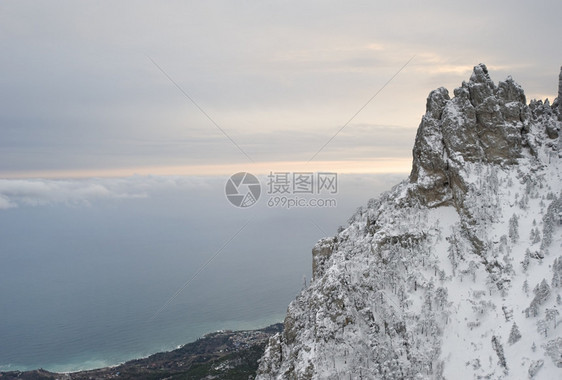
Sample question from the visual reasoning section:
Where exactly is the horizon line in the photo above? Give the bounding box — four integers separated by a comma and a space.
0, 158, 412, 179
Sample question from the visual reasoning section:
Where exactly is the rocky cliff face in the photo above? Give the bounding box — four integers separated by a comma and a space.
558, 67, 562, 121
256, 65, 562, 379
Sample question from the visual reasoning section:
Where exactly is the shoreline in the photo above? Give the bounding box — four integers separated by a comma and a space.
0, 323, 283, 380
1, 315, 288, 373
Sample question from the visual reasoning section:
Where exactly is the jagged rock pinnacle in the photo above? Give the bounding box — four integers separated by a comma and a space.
410, 63, 530, 207
468, 63, 496, 106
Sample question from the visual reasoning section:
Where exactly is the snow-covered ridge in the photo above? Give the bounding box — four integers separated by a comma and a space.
257, 64, 562, 379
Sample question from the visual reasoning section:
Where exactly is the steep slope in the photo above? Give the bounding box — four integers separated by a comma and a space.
257, 64, 562, 380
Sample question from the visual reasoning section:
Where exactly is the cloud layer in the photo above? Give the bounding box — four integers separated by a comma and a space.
0, 176, 221, 209
1, 1, 561, 177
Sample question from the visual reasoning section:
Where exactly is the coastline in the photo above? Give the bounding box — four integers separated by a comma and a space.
0, 323, 283, 380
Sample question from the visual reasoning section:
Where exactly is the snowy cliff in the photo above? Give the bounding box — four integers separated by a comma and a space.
256, 64, 562, 379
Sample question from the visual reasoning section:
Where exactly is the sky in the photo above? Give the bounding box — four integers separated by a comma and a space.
1, 0, 561, 178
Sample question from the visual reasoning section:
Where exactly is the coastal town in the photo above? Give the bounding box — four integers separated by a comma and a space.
0, 324, 283, 380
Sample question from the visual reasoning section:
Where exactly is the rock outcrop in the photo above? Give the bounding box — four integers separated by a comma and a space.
257, 65, 562, 380
410, 64, 529, 207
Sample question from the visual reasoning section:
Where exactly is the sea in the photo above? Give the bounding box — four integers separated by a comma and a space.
0, 173, 403, 372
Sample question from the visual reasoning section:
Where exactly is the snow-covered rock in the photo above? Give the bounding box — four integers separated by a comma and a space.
558, 67, 562, 121
256, 64, 562, 379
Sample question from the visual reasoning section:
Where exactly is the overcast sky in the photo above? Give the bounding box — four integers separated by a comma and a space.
1, 0, 561, 178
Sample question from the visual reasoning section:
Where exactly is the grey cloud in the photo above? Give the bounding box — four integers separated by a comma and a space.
0, 1, 561, 175
0, 176, 221, 209
0, 179, 144, 208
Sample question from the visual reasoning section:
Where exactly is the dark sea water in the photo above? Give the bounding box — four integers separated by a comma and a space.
0, 174, 403, 372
